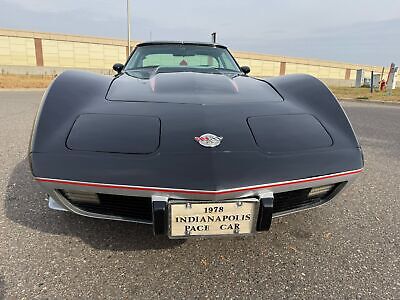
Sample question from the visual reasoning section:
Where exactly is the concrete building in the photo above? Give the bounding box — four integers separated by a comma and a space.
0, 28, 390, 87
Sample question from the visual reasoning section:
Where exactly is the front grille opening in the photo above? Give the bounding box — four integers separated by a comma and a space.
59, 182, 344, 222
60, 190, 152, 222
273, 183, 340, 213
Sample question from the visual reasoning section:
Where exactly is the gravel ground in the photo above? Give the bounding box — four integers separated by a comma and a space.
0, 91, 399, 299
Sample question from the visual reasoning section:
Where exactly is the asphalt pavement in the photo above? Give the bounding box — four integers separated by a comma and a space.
0, 91, 399, 299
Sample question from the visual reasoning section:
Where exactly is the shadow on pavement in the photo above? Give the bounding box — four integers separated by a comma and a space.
4, 158, 184, 251
5, 158, 326, 253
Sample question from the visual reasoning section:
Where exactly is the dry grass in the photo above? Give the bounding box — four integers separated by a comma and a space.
330, 86, 400, 102
0, 74, 54, 89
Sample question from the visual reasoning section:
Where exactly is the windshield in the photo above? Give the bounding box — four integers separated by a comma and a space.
125, 44, 241, 73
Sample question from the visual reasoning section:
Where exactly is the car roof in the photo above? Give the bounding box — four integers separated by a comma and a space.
136, 41, 227, 49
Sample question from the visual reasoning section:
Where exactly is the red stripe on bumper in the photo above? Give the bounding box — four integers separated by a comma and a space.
35, 169, 363, 196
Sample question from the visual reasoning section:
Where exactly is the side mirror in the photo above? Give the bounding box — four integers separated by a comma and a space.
113, 63, 124, 74
240, 66, 250, 74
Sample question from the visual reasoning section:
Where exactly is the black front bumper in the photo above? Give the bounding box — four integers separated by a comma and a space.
58, 183, 346, 236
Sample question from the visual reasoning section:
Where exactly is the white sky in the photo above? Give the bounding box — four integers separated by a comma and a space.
1, 0, 399, 66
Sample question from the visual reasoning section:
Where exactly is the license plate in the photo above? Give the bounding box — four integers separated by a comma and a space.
168, 199, 260, 238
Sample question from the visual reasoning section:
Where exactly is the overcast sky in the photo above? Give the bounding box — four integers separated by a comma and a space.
1, 0, 399, 66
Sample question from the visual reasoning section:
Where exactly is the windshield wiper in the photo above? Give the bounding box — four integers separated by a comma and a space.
125, 65, 160, 71
210, 67, 241, 73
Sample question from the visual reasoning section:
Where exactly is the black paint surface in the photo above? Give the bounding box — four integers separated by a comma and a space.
30, 68, 363, 189
67, 114, 160, 154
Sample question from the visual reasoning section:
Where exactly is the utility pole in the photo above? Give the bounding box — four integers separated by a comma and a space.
370, 71, 374, 94
127, 0, 131, 58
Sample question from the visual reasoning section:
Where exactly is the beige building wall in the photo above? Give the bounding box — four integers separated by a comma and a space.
0, 36, 36, 66
235, 58, 281, 77
233, 50, 384, 80
0, 28, 389, 84
285, 63, 347, 79
42, 40, 127, 69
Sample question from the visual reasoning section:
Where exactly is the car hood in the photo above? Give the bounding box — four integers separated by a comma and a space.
106, 71, 283, 104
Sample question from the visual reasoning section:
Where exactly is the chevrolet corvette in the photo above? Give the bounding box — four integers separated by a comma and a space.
30, 41, 363, 238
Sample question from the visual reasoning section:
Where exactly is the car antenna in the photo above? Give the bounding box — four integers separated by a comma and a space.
211, 32, 217, 44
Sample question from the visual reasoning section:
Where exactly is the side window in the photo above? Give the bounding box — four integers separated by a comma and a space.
185, 55, 219, 67
220, 52, 237, 70
206, 56, 220, 68
143, 54, 176, 67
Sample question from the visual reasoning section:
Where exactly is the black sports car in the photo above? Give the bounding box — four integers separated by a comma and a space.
30, 41, 363, 238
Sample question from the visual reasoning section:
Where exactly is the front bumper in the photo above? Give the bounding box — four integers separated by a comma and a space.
38, 169, 361, 236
